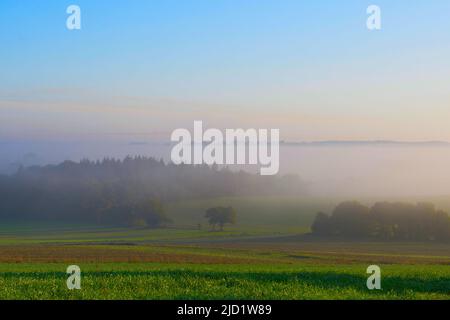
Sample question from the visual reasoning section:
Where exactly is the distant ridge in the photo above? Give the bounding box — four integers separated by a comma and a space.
281, 140, 450, 146
140, 140, 450, 147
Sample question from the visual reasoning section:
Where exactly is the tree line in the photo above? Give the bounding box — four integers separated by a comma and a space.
311, 201, 450, 241
0, 157, 303, 226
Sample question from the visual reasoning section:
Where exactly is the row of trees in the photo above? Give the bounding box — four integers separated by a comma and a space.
0, 157, 303, 225
311, 201, 450, 241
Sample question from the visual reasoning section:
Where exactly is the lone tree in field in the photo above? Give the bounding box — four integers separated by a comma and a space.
205, 206, 237, 231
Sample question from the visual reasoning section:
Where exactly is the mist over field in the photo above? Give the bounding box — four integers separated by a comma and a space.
1, 0, 450, 302
2, 140, 450, 198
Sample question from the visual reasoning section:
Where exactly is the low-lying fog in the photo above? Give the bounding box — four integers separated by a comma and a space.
2, 141, 450, 198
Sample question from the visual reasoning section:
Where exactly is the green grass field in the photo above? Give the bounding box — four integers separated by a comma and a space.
1, 263, 448, 300
0, 196, 449, 300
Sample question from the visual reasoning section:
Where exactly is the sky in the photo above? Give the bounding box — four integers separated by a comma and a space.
1, 0, 450, 143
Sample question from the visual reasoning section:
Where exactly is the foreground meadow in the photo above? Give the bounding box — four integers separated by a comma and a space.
0, 240, 448, 300
0, 262, 448, 300
0, 201, 448, 300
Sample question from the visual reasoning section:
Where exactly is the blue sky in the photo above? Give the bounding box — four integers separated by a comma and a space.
1, 1, 450, 142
